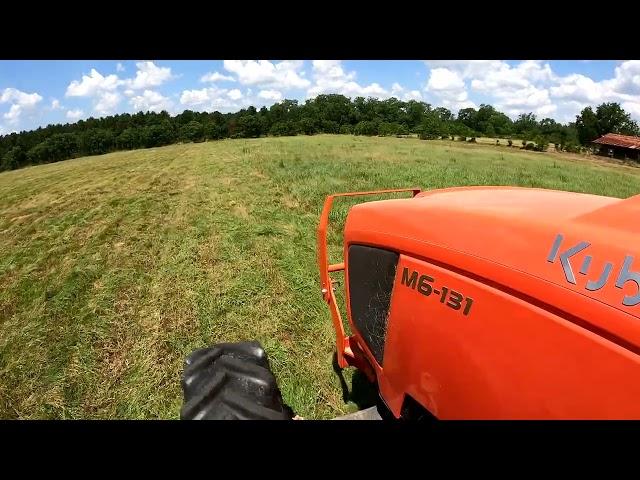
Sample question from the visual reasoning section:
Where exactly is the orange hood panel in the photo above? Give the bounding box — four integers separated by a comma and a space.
345, 186, 640, 330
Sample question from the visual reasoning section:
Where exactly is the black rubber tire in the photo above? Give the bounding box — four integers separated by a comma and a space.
180, 341, 294, 420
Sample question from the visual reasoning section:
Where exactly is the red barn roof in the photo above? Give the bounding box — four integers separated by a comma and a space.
592, 133, 640, 150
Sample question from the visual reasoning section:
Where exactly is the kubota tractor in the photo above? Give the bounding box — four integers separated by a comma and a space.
180, 186, 640, 420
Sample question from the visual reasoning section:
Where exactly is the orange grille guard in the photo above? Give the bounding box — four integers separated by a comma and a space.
316, 188, 422, 372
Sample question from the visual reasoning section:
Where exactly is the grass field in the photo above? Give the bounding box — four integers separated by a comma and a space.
2, 134, 640, 419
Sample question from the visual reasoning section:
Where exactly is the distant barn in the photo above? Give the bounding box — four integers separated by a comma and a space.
592, 133, 640, 161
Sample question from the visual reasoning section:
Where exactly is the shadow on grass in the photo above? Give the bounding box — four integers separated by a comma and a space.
332, 351, 379, 410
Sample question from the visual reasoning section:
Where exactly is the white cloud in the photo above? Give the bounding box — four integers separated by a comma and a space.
1, 88, 43, 108
10, 59, 640, 132
422, 60, 640, 121
180, 86, 248, 112
391, 82, 422, 101
227, 88, 243, 101
404, 90, 423, 101
425, 68, 475, 111
550, 73, 604, 104
517, 60, 555, 84
549, 101, 588, 123
542, 60, 640, 122
223, 60, 310, 89
66, 109, 83, 120
125, 61, 174, 90
66, 69, 121, 97
361, 83, 387, 97
0, 124, 15, 136
0, 125, 18, 135
179, 86, 283, 112
129, 89, 173, 113
66, 63, 171, 100
549, 61, 640, 121
424, 60, 560, 117
307, 60, 389, 99
470, 61, 554, 93
427, 68, 465, 92
65, 68, 123, 116
608, 60, 640, 96
258, 89, 283, 102
312, 60, 355, 82
65, 63, 175, 117
425, 60, 504, 81
497, 86, 557, 117
201, 71, 235, 83
623, 101, 640, 119
4, 105, 22, 123
180, 88, 212, 107
0, 87, 43, 124
94, 92, 121, 115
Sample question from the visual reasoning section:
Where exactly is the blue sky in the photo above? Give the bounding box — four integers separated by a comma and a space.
0, 60, 638, 134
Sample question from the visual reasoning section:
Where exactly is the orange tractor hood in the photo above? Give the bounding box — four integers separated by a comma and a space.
345, 186, 640, 349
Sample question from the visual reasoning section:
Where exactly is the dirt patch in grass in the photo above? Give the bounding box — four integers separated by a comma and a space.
231, 202, 250, 219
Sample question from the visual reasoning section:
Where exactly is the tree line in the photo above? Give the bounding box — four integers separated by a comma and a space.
1, 94, 639, 172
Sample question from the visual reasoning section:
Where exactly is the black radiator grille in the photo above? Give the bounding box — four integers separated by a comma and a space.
347, 245, 399, 366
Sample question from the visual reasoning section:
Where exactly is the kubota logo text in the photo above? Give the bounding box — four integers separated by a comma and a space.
547, 233, 640, 307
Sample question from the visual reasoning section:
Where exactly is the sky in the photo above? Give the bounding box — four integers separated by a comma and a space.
1, 60, 639, 135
